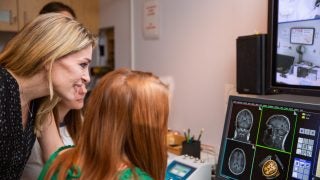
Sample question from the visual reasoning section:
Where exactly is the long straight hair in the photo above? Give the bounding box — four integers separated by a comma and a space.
38, 2, 82, 144
0, 13, 96, 135
45, 68, 169, 180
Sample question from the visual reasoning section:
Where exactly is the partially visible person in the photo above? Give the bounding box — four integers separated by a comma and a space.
39, 1, 76, 18
21, 3, 84, 179
0, 13, 96, 179
39, 68, 169, 180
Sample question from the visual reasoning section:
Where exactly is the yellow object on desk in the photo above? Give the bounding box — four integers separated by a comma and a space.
167, 132, 185, 155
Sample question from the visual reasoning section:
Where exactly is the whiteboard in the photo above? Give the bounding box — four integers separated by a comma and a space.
290, 28, 315, 45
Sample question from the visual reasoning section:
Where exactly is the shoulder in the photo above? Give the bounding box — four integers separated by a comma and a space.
46, 145, 74, 164
0, 66, 18, 91
0, 66, 7, 75
59, 126, 74, 145
119, 167, 153, 180
0, 66, 14, 80
0, 66, 20, 123
38, 145, 74, 180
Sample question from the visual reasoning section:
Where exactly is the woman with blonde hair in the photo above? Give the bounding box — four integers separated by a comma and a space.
22, 4, 88, 179
0, 13, 96, 179
40, 68, 169, 180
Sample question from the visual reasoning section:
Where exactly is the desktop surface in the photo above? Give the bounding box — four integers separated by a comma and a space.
276, 62, 320, 87
216, 95, 320, 180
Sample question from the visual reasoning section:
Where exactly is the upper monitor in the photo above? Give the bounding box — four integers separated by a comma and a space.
216, 95, 320, 180
267, 0, 320, 96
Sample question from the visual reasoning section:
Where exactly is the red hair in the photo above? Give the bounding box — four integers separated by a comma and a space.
45, 68, 169, 180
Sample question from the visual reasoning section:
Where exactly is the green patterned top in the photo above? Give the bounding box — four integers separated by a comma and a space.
38, 145, 79, 180
119, 167, 153, 180
38, 146, 153, 179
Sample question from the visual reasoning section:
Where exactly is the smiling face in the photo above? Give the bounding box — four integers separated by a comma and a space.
51, 45, 92, 102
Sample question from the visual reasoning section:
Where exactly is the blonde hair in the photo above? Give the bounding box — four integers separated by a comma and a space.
45, 68, 169, 180
0, 13, 97, 135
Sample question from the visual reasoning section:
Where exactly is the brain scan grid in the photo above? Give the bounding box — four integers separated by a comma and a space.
217, 96, 320, 180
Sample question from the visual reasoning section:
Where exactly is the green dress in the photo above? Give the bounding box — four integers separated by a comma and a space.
38, 146, 153, 180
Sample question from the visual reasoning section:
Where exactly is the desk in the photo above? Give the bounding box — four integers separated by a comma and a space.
276, 73, 320, 86
276, 64, 320, 86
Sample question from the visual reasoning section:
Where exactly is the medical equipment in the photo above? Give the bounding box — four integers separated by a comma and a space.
166, 155, 213, 180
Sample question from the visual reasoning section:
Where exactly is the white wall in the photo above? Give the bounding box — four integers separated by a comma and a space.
100, 0, 268, 151
100, 0, 132, 68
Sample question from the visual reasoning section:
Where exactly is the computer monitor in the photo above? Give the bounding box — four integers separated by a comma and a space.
267, 0, 320, 96
216, 95, 320, 180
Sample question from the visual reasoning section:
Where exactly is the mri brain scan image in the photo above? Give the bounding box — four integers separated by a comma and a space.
228, 148, 246, 175
258, 154, 283, 179
233, 109, 253, 143
263, 114, 290, 150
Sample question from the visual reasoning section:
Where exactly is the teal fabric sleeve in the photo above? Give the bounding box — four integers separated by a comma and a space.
37, 145, 79, 180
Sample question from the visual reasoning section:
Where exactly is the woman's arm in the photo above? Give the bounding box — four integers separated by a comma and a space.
37, 114, 64, 161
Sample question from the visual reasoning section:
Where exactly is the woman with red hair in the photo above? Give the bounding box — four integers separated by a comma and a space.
40, 68, 169, 180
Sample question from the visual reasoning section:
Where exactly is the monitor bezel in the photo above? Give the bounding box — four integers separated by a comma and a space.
216, 95, 320, 179
266, 0, 320, 96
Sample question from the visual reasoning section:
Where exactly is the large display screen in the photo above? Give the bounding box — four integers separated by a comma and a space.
216, 95, 320, 180
267, 0, 320, 96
